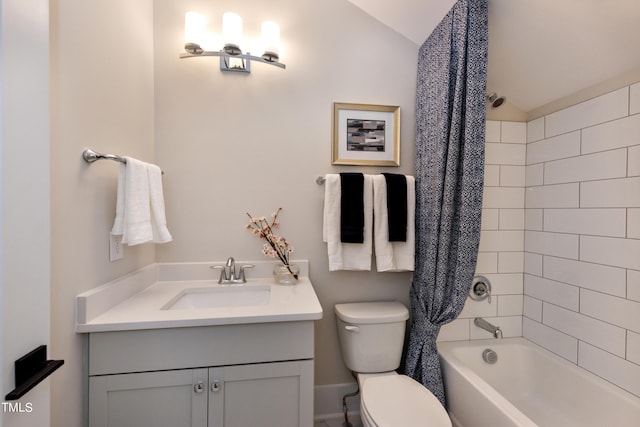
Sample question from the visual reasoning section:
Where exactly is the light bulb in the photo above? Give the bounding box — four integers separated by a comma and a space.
184, 11, 206, 53
261, 21, 280, 61
222, 12, 243, 54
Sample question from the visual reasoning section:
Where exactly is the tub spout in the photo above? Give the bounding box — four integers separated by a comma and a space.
474, 317, 502, 339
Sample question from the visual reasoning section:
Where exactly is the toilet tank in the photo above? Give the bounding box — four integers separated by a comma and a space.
335, 302, 409, 373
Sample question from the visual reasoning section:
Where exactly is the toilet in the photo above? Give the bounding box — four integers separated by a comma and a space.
335, 301, 452, 427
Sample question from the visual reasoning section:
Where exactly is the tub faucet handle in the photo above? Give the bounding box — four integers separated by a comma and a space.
470, 275, 492, 303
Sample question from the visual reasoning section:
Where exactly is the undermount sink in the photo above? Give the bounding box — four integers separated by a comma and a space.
162, 285, 271, 310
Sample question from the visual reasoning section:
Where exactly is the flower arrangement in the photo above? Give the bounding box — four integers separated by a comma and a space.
246, 208, 298, 280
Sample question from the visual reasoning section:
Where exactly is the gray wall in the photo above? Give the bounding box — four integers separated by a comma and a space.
49, 1, 418, 426
46, 1, 640, 426
50, 1, 155, 426
153, 0, 418, 386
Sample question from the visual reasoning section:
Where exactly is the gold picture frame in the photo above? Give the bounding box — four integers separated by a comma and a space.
332, 102, 400, 166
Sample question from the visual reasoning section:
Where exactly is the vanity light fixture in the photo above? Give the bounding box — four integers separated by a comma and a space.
180, 11, 285, 74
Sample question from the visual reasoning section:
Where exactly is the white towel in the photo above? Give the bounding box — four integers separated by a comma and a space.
148, 164, 172, 243
322, 174, 373, 271
373, 175, 415, 272
111, 163, 126, 237
111, 157, 172, 246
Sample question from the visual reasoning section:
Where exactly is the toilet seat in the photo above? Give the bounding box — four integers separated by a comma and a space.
360, 375, 451, 427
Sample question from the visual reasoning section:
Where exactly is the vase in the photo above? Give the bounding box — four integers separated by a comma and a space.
273, 263, 299, 284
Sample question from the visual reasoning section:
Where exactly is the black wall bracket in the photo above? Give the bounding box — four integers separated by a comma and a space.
5, 345, 64, 401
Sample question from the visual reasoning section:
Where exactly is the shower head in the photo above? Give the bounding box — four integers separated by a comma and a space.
486, 92, 506, 109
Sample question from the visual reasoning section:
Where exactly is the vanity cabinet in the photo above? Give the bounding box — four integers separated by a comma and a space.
89, 360, 311, 427
87, 321, 315, 427
89, 368, 208, 427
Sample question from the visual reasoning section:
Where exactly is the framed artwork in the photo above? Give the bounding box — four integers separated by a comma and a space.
332, 102, 400, 166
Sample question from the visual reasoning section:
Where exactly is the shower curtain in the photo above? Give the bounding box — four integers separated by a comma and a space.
403, 0, 488, 406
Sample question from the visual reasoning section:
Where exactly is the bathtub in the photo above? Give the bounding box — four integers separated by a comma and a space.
438, 338, 640, 427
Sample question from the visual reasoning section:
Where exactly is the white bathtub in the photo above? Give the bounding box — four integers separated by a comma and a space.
438, 338, 640, 427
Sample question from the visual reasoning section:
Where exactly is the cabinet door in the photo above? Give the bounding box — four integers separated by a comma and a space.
89, 368, 208, 427
208, 360, 313, 427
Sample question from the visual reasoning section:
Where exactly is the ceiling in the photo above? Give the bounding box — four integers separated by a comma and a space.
347, 0, 640, 113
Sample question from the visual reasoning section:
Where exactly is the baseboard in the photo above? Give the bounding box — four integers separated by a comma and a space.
314, 382, 361, 421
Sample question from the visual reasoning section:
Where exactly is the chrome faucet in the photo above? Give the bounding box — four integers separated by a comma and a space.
474, 317, 503, 339
210, 257, 254, 284
225, 257, 237, 281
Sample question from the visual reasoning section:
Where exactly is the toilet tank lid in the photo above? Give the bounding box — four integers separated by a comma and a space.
334, 302, 409, 324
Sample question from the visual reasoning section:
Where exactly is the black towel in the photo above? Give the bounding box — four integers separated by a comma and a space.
340, 173, 365, 243
382, 173, 407, 242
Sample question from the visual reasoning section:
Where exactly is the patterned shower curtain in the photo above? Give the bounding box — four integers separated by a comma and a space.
402, 0, 488, 406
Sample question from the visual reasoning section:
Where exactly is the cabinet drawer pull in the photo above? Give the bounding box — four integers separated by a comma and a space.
211, 380, 221, 392
194, 381, 205, 393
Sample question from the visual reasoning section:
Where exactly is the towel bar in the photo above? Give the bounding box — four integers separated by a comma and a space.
82, 149, 126, 164
82, 149, 164, 174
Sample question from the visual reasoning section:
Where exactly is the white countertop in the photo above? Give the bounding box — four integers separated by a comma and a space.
76, 260, 323, 333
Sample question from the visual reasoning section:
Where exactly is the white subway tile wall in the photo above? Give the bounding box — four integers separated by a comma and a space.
485, 142, 526, 165
439, 83, 640, 399
628, 146, 640, 177
524, 164, 544, 187
543, 148, 627, 184
579, 342, 640, 398
523, 84, 640, 399
631, 83, 640, 116
527, 117, 545, 143
525, 230, 579, 259
447, 120, 527, 342
526, 131, 581, 165
629, 332, 640, 365
523, 317, 578, 363
544, 88, 629, 137
501, 121, 527, 144
524, 209, 543, 231
524, 274, 579, 311
629, 270, 640, 302
524, 252, 542, 276
523, 296, 542, 321
581, 114, 640, 154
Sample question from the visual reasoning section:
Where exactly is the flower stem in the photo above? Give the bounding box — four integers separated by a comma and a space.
285, 264, 298, 280
246, 211, 297, 280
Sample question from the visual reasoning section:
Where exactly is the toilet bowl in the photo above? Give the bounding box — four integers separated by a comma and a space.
358, 372, 451, 427
335, 302, 451, 427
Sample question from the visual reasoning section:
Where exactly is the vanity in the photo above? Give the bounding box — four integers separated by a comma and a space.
76, 261, 322, 427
